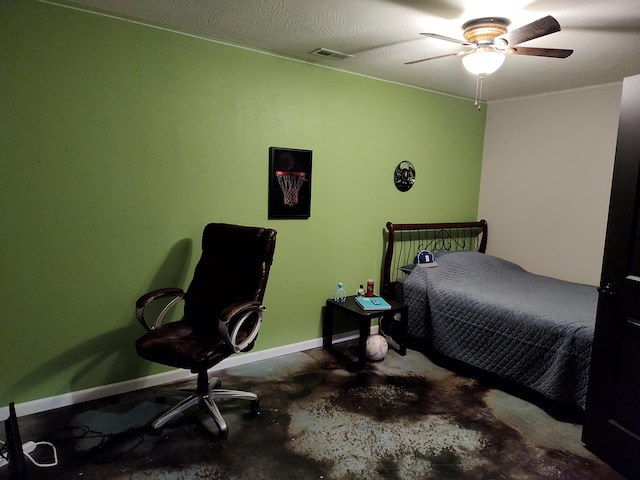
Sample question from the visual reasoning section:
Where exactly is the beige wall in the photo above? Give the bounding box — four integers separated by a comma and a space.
478, 84, 623, 285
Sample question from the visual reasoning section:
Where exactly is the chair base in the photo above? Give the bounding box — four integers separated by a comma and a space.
150, 376, 259, 438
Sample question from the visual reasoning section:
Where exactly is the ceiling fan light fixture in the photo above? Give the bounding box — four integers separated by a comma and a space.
462, 49, 505, 75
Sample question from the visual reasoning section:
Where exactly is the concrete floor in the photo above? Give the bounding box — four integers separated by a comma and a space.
0, 345, 625, 479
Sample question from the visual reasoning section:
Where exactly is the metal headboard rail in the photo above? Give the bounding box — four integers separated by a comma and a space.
382, 220, 488, 298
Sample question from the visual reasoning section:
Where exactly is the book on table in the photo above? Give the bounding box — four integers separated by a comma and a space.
354, 295, 391, 310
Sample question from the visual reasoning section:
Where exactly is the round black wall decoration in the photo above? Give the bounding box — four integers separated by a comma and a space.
394, 161, 416, 192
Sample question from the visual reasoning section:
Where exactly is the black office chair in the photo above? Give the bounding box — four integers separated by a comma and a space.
135, 223, 277, 438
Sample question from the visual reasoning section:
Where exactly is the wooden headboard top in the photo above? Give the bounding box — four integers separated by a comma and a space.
382, 220, 488, 298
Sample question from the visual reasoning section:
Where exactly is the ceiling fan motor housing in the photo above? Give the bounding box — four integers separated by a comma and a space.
462, 17, 509, 44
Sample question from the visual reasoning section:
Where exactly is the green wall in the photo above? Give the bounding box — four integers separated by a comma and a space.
0, 0, 486, 406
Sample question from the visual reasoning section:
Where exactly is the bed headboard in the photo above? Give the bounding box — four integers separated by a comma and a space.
382, 220, 488, 300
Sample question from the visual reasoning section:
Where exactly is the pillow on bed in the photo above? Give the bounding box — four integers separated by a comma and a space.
399, 263, 416, 274
401, 249, 475, 274
401, 249, 440, 274
434, 250, 460, 259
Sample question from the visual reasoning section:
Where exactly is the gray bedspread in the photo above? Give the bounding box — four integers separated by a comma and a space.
404, 251, 598, 409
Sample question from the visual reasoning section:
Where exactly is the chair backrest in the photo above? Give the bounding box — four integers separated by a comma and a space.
183, 223, 277, 334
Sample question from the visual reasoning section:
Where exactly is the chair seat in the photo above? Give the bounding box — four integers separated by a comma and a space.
136, 322, 230, 371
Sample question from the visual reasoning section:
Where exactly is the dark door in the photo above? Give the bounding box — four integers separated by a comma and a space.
582, 73, 640, 479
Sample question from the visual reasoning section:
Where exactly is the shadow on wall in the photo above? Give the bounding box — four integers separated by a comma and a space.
1, 238, 194, 413
144, 238, 193, 294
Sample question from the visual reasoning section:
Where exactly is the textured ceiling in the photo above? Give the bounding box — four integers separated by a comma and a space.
56, 0, 640, 102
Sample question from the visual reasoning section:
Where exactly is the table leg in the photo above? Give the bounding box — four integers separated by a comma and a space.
398, 309, 407, 356
358, 318, 371, 366
323, 303, 334, 351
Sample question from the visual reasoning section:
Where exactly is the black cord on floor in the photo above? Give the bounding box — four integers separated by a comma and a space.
42, 424, 148, 464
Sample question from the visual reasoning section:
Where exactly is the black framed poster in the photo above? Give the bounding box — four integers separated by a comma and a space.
268, 147, 312, 219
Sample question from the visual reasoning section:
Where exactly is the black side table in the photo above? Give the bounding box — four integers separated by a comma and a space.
323, 295, 408, 366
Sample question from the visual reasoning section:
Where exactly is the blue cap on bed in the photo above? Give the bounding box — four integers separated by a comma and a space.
415, 250, 437, 267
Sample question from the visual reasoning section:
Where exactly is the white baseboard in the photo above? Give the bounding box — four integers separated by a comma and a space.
2, 326, 377, 419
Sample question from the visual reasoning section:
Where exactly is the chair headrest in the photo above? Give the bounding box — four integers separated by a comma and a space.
202, 223, 277, 264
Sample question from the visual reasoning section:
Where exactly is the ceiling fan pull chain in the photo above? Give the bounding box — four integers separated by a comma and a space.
474, 75, 485, 110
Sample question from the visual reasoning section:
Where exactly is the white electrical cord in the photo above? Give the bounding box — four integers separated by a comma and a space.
0, 439, 58, 468
23, 441, 58, 467
0, 439, 8, 468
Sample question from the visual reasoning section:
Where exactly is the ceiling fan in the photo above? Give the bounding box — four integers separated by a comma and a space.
406, 15, 573, 76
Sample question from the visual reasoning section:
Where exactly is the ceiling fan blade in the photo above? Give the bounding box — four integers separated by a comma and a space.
509, 46, 573, 58
420, 32, 471, 46
503, 15, 561, 46
405, 51, 464, 65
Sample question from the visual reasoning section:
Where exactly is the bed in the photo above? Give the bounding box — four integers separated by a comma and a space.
382, 220, 598, 410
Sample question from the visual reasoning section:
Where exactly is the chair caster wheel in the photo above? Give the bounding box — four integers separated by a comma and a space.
218, 428, 229, 439
251, 398, 260, 413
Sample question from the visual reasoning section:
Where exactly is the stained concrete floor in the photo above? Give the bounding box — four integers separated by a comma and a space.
0, 345, 625, 479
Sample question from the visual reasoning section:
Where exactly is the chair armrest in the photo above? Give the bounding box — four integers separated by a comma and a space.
219, 300, 265, 353
135, 288, 184, 331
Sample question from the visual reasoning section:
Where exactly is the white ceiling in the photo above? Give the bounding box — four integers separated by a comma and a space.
58, 0, 640, 102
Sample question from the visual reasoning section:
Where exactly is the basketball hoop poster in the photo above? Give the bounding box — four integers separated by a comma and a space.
268, 147, 312, 219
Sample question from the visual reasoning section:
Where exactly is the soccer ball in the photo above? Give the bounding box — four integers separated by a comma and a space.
365, 334, 388, 361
